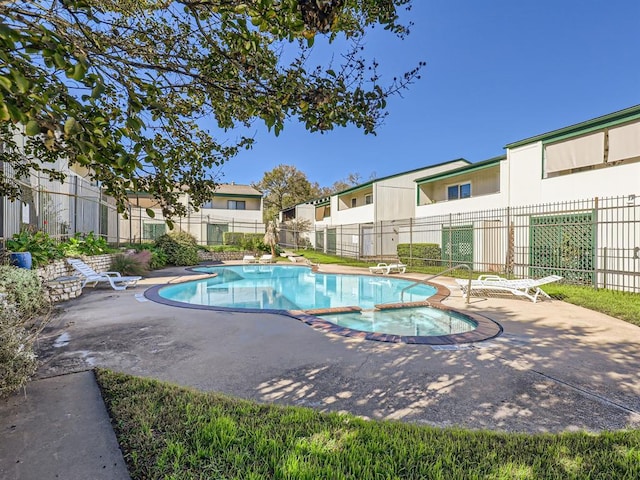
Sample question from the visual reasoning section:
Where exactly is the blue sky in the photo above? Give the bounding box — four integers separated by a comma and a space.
214, 0, 640, 188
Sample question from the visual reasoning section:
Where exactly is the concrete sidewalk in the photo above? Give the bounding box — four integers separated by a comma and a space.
0, 371, 130, 480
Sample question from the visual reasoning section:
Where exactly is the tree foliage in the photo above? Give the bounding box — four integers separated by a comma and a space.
253, 164, 319, 221
0, 0, 422, 219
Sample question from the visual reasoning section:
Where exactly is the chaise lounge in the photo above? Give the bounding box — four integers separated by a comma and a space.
455, 274, 563, 303
259, 254, 274, 263
67, 258, 142, 291
369, 262, 407, 275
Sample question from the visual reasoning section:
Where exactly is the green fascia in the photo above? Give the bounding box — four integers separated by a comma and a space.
415, 155, 505, 185
333, 158, 470, 197
212, 193, 262, 198
506, 104, 640, 148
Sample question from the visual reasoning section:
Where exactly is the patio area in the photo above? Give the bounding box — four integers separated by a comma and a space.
33, 264, 640, 433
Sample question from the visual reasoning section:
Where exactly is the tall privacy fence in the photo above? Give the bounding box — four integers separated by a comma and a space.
1, 163, 265, 249
1, 164, 120, 247
279, 195, 640, 292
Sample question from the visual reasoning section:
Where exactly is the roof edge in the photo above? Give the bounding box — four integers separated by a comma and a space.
506, 104, 640, 149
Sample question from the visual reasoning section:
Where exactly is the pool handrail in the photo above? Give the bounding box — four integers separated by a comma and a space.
399, 264, 474, 304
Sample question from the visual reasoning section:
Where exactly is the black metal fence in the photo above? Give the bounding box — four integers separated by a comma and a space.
279, 195, 640, 292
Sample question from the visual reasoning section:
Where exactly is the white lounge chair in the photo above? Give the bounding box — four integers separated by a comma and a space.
259, 254, 274, 263
242, 255, 258, 264
368, 262, 407, 275
67, 258, 141, 291
456, 274, 562, 303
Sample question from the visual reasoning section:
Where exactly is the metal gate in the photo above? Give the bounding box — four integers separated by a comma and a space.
361, 225, 374, 257
207, 223, 228, 245
326, 228, 337, 254
442, 225, 474, 268
529, 212, 595, 283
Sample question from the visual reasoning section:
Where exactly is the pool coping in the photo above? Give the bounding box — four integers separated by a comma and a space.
143, 266, 502, 345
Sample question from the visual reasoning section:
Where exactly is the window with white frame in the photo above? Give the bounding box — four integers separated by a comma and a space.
351, 198, 357, 207
447, 183, 471, 200
365, 194, 373, 205
227, 200, 246, 210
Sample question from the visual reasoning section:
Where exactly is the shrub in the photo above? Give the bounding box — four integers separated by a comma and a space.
241, 233, 270, 252
0, 265, 51, 317
60, 232, 113, 257
397, 243, 442, 267
6, 229, 62, 267
223, 232, 244, 246
111, 253, 149, 276
149, 248, 168, 270
0, 266, 50, 398
154, 231, 199, 266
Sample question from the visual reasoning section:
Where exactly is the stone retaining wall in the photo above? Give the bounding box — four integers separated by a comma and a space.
198, 250, 256, 262
37, 254, 118, 303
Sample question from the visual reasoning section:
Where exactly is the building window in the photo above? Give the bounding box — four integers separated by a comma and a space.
351, 198, 357, 208
227, 200, 246, 210
365, 194, 373, 205
447, 183, 471, 200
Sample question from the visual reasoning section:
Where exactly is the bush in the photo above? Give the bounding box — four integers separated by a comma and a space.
0, 266, 50, 398
397, 243, 442, 267
60, 232, 114, 257
149, 248, 168, 270
6, 229, 62, 267
111, 253, 149, 276
223, 232, 244, 246
241, 233, 270, 253
154, 231, 200, 266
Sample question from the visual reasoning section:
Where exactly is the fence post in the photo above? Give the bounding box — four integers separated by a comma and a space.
448, 213, 453, 268
593, 197, 599, 289
409, 217, 413, 267
603, 246, 607, 289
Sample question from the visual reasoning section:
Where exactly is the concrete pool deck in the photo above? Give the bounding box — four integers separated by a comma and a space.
2, 263, 640, 478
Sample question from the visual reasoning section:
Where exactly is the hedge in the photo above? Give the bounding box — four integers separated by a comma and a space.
223, 232, 245, 246
397, 243, 442, 267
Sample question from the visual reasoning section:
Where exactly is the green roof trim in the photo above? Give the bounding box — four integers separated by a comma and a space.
415, 156, 505, 185
333, 158, 470, 197
211, 193, 262, 198
506, 104, 640, 148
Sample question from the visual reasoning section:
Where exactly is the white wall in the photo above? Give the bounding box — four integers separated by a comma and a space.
415, 191, 507, 218
508, 142, 640, 205
331, 202, 374, 225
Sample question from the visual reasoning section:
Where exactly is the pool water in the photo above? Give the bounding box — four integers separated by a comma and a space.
319, 308, 477, 337
159, 264, 437, 310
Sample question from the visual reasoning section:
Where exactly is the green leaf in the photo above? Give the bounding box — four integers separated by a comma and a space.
25, 120, 40, 136
11, 71, 30, 93
6, 102, 26, 123
71, 62, 87, 81
91, 83, 105, 99
0, 75, 11, 91
64, 117, 78, 135
0, 103, 9, 121
53, 52, 66, 69
145, 208, 156, 218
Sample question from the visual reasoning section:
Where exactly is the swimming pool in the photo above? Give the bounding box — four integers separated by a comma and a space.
146, 265, 502, 344
158, 264, 437, 310
320, 308, 477, 337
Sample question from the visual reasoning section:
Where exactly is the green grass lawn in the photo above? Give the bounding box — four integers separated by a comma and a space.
97, 369, 640, 480
293, 251, 640, 327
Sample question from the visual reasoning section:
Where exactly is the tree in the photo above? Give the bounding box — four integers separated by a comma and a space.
253, 164, 317, 221
0, 0, 423, 221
